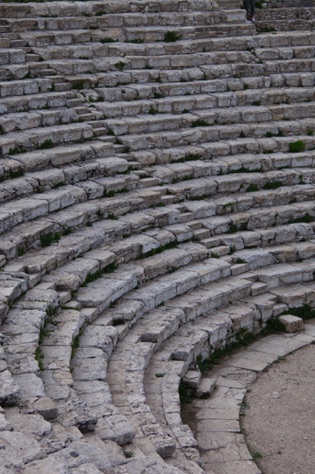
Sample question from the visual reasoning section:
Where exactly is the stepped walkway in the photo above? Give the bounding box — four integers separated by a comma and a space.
0, 0, 315, 473
182, 319, 315, 474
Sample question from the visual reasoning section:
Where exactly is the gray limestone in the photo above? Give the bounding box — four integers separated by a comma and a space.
1, 2, 315, 474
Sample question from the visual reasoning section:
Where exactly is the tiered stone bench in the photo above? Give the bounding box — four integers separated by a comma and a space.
1, 1, 315, 473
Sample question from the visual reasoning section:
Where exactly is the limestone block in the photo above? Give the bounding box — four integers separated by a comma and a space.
183, 369, 201, 389
23, 456, 70, 474
235, 248, 275, 271
59, 399, 97, 433
0, 369, 20, 406
196, 376, 217, 399
7, 412, 52, 439
0, 431, 42, 469
97, 413, 136, 446
33, 397, 58, 420
72, 351, 107, 382
279, 314, 304, 333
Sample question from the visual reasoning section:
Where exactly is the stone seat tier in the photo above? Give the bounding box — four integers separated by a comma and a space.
95, 73, 315, 102
4, 10, 242, 34
2, 113, 313, 165
1, 177, 315, 291
0, 166, 313, 269
0, 1, 218, 19
0, 48, 27, 66
89, 256, 315, 334
0, 414, 130, 474
0, 141, 117, 180
0, 131, 312, 192
41, 42, 313, 64
0, 63, 63, 82
0, 77, 58, 98
106, 264, 315, 464
133, 137, 314, 166
0, 107, 81, 134
10, 30, 314, 56
0, 122, 95, 156
255, 6, 315, 28
258, 18, 315, 33
148, 296, 315, 472
149, 150, 315, 181
32, 44, 256, 64
0, 90, 80, 115
101, 104, 315, 137
1, 231, 315, 464
0, 256, 239, 455
32, 53, 315, 80
163, 170, 315, 199
118, 122, 315, 151
115, 118, 314, 156
91, 87, 315, 119
0, 157, 133, 197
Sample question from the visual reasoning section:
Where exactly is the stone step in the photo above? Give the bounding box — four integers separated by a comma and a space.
115, 119, 313, 156
95, 72, 315, 102
39, 308, 98, 433
35, 50, 315, 80
0, 1, 220, 22
201, 222, 315, 254
149, 150, 315, 182
71, 322, 136, 445
106, 264, 315, 466
1, 172, 314, 277
0, 90, 79, 114
117, 120, 315, 152
0, 48, 26, 66
8, 10, 243, 35
0, 140, 116, 178
5, 28, 308, 59
0, 189, 165, 264
0, 122, 94, 156
0, 77, 57, 98
0, 413, 127, 473
101, 101, 315, 137
90, 87, 315, 118
190, 317, 315, 472
1, 288, 59, 402
0, 108, 80, 134
79, 42, 315, 65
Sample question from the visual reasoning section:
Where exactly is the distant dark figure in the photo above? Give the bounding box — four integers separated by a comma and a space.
243, 0, 256, 22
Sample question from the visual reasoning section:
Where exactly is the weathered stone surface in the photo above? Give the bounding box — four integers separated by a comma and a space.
58, 399, 97, 433
0, 369, 20, 406
33, 397, 58, 420
6, 412, 52, 438
279, 314, 304, 333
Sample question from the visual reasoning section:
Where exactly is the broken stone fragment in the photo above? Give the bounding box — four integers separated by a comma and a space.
279, 314, 304, 333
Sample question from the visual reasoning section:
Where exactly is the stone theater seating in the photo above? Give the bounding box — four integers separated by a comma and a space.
0, 0, 315, 472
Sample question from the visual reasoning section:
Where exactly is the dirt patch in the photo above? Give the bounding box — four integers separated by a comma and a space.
242, 344, 315, 474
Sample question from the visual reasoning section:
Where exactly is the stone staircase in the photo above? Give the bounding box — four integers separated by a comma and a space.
1, 1, 315, 473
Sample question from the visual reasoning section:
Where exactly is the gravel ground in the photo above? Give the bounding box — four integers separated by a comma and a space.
242, 343, 315, 474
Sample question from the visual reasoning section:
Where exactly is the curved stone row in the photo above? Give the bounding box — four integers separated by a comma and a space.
1, 1, 315, 473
